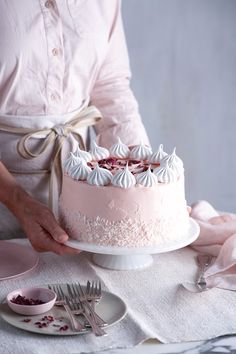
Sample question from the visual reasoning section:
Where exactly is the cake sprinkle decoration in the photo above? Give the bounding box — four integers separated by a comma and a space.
90, 141, 110, 161
112, 163, 136, 189
109, 138, 130, 158
129, 141, 152, 160
136, 166, 158, 187
87, 164, 113, 186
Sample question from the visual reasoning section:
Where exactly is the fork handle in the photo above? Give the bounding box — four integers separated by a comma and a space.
85, 300, 108, 326
64, 303, 85, 332
82, 309, 107, 336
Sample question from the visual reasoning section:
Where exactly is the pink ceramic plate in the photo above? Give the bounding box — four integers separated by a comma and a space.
0, 241, 39, 280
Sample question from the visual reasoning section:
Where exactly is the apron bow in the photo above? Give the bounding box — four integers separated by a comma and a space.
0, 105, 102, 216
52, 123, 71, 137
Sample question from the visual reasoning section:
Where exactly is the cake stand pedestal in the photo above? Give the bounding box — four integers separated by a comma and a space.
66, 218, 200, 270
92, 254, 153, 270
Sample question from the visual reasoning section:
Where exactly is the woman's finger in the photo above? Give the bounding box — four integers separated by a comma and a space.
40, 212, 69, 244
29, 228, 80, 255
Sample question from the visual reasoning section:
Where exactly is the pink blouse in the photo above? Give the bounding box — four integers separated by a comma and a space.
0, 0, 149, 147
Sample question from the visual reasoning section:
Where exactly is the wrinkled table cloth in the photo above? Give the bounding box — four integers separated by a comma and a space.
0, 236, 236, 354
191, 200, 236, 290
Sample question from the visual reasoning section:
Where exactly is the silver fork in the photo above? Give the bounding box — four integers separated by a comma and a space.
67, 283, 107, 336
48, 284, 85, 332
76, 282, 107, 326
86, 280, 102, 309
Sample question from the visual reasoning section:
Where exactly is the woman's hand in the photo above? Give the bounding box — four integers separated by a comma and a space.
0, 162, 79, 254
10, 187, 80, 255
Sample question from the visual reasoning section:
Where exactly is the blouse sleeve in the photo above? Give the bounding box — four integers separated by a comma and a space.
90, 0, 150, 148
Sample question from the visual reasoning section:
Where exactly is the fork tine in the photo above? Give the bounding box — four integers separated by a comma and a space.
97, 281, 102, 298
88, 281, 95, 309
72, 282, 82, 298
78, 282, 86, 297
57, 284, 65, 301
90, 281, 93, 298
48, 285, 56, 298
66, 283, 77, 307
66, 283, 73, 297
93, 281, 98, 298
86, 281, 90, 299
91, 280, 102, 300
71, 283, 79, 298
48, 284, 61, 302
93, 281, 96, 298
66, 285, 77, 311
52, 285, 60, 300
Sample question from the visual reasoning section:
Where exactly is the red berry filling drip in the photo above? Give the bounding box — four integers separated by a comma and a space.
89, 157, 154, 176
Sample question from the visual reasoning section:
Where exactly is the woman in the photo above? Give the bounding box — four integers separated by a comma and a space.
0, 0, 149, 254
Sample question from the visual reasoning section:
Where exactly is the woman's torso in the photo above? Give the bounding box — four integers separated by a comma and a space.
0, 0, 118, 116
0, 0, 118, 238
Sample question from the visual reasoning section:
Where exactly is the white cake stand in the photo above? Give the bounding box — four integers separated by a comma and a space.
66, 218, 200, 270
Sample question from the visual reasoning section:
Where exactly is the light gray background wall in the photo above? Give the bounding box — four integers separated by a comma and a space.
122, 0, 236, 212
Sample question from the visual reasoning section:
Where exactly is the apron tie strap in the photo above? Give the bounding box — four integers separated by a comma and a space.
0, 106, 102, 216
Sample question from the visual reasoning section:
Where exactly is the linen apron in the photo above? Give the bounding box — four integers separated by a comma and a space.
0, 104, 102, 239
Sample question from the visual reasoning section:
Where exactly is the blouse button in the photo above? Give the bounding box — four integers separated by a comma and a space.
52, 48, 59, 56
45, 0, 54, 8
50, 93, 58, 101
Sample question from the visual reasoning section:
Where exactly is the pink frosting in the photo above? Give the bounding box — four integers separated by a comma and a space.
60, 175, 186, 221
59, 174, 189, 247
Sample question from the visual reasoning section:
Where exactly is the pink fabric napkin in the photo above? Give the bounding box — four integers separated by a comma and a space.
190, 200, 236, 291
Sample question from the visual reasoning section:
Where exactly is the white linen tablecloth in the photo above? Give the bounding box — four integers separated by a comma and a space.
0, 239, 236, 354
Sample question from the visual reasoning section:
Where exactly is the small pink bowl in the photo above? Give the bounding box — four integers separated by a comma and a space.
7, 287, 56, 316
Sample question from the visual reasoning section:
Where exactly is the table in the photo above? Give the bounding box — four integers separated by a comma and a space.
0, 239, 236, 354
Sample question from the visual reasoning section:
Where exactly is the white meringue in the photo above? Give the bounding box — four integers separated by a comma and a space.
64, 152, 81, 173
161, 147, 184, 175
129, 142, 152, 160
90, 141, 110, 161
87, 164, 113, 186
149, 144, 168, 164
136, 166, 158, 187
74, 145, 92, 162
153, 165, 177, 183
69, 159, 91, 180
112, 164, 136, 189
109, 138, 130, 158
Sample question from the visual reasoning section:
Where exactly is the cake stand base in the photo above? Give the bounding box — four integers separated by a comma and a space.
92, 254, 153, 270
